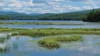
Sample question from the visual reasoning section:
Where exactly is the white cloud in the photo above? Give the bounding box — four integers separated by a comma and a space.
83, 0, 100, 8
0, 0, 100, 14
0, 2, 4, 6
82, 6, 93, 9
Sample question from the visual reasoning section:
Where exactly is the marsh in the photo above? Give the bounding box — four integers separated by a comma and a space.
0, 20, 100, 56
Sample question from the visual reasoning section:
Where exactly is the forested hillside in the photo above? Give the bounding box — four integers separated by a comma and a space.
0, 9, 99, 20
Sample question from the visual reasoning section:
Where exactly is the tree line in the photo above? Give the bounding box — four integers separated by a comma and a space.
0, 9, 100, 22
83, 9, 100, 22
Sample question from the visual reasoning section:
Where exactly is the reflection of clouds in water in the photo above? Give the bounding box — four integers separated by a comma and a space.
62, 35, 100, 55
2, 34, 100, 56
78, 45, 100, 54
10, 36, 33, 41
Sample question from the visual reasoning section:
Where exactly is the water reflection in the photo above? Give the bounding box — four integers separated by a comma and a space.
0, 20, 100, 29
0, 24, 100, 29
0, 35, 100, 56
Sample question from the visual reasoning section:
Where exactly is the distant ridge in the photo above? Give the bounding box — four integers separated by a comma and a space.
0, 8, 100, 20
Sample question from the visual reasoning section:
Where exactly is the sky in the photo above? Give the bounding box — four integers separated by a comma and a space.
0, 0, 100, 14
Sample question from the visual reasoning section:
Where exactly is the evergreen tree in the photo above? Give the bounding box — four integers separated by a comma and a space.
85, 9, 100, 22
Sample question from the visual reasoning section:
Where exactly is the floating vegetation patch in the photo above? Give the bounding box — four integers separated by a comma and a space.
38, 35, 83, 49
38, 40, 60, 49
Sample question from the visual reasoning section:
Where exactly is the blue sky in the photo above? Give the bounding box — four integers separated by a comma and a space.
0, 0, 100, 14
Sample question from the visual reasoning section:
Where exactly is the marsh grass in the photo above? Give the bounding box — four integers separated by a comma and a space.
38, 35, 83, 49
55, 35, 83, 42
0, 38, 6, 43
0, 28, 100, 37
0, 48, 7, 52
16, 28, 100, 37
38, 40, 60, 49
0, 22, 83, 25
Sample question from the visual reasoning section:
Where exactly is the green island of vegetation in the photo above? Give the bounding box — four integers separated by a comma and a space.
0, 28, 100, 37
38, 35, 83, 49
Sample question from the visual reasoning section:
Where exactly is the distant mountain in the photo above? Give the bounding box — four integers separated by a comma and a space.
34, 9, 100, 20
0, 8, 100, 20
0, 11, 42, 19
0, 11, 41, 16
30, 10, 90, 20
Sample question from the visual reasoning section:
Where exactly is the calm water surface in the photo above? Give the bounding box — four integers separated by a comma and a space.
0, 20, 100, 28
0, 35, 100, 56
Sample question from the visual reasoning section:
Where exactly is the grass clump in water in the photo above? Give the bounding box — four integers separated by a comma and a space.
0, 38, 6, 43
38, 40, 60, 49
38, 35, 83, 49
56, 35, 83, 42
0, 48, 7, 52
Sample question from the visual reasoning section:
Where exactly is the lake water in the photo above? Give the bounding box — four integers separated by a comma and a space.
0, 20, 100, 56
0, 20, 100, 28
1, 35, 100, 56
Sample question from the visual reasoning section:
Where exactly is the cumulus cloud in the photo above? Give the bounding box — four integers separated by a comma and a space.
83, 0, 100, 8
0, 0, 99, 14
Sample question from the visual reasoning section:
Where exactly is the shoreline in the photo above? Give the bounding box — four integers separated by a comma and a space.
0, 22, 83, 25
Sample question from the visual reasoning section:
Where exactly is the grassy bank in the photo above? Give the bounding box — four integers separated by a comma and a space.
0, 22, 83, 25
0, 28, 100, 37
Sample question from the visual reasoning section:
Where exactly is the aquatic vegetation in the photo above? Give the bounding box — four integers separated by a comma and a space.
96, 43, 100, 45
11, 32, 19, 36
38, 35, 83, 49
0, 28, 100, 37
42, 35, 83, 42
19, 28, 100, 37
0, 33, 11, 43
0, 22, 83, 25
55, 35, 83, 42
0, 38, 6, 43
0, 48, 7, 52
15, 31, 38, 37
38, 40, 60, 49
0, 43, 7, 52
